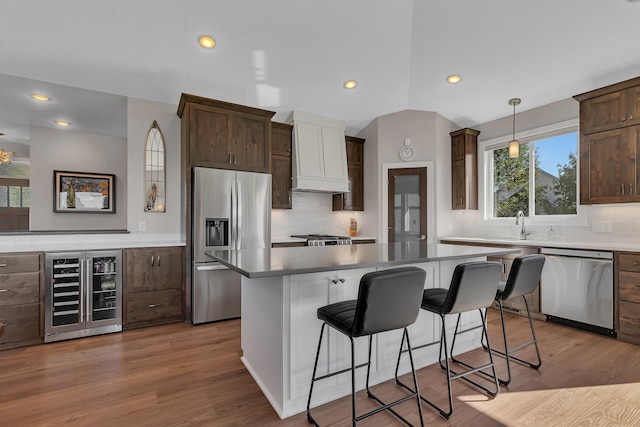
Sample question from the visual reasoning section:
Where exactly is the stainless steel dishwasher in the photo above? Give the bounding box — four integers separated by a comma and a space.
540, 247, 614, 336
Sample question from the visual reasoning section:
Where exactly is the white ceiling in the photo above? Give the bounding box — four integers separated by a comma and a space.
1, 0, 639, 143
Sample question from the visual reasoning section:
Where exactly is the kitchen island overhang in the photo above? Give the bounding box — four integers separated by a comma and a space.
206, 242, 518, 419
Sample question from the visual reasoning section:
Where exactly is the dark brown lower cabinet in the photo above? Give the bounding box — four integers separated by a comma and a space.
617, 252, 640, 344
0, 252, 44, 349
124, 246, 185, 329
125, 289, 183, 327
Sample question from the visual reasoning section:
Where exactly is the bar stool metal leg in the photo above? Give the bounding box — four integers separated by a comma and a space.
481, 296, 542, 386
308, 324, 424, 426
447, 310, 501, 397
396, 310, 500, 420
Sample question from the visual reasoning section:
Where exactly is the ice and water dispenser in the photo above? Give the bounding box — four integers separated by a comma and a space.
206, 218, 229, 247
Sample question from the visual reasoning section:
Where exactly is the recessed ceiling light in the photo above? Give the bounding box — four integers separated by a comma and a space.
199, 36, 216, 49
31, 93, 51, 101
344, 80, 357, 89
447, 74, 462, 84
55, 120, 71, 127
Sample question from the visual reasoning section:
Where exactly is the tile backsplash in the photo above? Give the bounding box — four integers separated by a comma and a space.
271, 192, 359, 240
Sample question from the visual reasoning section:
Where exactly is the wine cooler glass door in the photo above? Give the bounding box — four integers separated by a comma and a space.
45, 253, 84, 336
86, 250, 122, 328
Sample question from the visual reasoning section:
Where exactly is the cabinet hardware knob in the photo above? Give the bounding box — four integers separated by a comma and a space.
630, 115, 634, 120
0, 263, 7, 267
331, 278, 346, 284
148, 303, 163, 308
621, 117, 626, 121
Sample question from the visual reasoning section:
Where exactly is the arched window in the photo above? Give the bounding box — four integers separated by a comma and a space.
144, 120, 166, 212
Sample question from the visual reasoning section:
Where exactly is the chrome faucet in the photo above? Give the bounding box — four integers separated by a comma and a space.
515, 210, 529, 240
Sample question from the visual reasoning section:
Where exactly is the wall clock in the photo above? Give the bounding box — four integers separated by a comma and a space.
399, 145, 415, 161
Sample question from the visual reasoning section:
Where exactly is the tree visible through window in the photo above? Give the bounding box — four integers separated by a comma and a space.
491, 131, 577, 218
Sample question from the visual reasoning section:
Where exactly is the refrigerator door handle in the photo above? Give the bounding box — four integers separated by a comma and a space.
236, 179, 242, 250
231, 179, 238, 250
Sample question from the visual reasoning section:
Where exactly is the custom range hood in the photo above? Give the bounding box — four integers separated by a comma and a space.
286, 111, 350, 193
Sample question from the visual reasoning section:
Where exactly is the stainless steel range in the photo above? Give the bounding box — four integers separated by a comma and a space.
291, 234, 352, 246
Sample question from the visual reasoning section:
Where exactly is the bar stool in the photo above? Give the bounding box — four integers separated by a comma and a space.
306, 267, 427, 427
395, 261, 502, 419
482, 254, 546, 386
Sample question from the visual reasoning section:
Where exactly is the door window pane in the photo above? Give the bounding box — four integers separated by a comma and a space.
8, 186, 22, 207
22, 187, 31, 208
0, 186, 7, 207
393, 175, 420, 242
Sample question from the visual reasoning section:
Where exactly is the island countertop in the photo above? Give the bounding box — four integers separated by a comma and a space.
206, 242, 519, 278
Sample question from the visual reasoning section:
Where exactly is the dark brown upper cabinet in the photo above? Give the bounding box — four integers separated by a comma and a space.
574, 77, 640, 204
450, 128, 479, 210
271, 122, 293, 209
333, 136, 365, 211
177, 94, 275, 173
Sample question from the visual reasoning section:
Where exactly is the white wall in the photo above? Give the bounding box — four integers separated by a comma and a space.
355, 109, 458, 241
126, 97, 182, 236
30, 126, 127, 231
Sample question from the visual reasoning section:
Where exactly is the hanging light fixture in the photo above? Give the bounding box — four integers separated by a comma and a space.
0, 149, 13, 164
508, 98, 521, 158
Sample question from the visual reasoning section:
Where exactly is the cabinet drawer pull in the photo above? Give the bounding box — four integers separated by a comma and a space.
0, 289, 8, 293
331, 278, 346, 284
157, 256, 161, 266
151, 256, 154, 267
148, 303, 163, 308
622, 183, 625, 196
0, 263, 7, 268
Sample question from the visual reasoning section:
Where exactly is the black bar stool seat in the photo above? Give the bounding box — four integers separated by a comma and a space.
307, 267, 427, 427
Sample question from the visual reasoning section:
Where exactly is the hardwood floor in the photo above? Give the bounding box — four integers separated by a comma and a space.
2, 311, 640, 426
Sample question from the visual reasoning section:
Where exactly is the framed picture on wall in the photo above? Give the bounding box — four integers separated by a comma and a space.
53, 170, 116, 213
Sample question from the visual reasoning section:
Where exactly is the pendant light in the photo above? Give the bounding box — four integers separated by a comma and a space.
508, 98, 521, 158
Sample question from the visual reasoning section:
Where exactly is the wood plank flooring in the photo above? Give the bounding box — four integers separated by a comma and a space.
1, 311, 640, 426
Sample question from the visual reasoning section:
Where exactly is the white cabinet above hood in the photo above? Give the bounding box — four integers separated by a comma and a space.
286, 111, 349, 193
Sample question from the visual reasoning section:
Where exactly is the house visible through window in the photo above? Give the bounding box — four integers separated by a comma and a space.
488, 129, 578, 219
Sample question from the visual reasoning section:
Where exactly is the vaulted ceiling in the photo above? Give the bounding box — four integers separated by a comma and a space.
1, 0, 639, 138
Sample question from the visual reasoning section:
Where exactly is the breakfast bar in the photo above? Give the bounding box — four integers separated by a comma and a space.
207, 242, 518, 418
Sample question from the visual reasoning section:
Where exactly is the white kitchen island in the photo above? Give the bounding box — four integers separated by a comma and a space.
207, 242, 518, 419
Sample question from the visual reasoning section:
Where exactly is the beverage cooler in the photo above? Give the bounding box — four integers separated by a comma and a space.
45, 250, 122, 343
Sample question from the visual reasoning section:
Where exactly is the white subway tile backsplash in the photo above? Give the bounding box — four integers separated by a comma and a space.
271, 192, 357, 239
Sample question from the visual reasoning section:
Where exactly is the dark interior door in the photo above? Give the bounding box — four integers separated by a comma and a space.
387, 168, 427, 243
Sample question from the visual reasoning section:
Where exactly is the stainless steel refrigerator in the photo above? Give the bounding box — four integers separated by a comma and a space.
192, 167, 271, 324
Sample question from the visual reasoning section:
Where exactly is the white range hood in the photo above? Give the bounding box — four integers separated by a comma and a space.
286, 111, 350, 193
